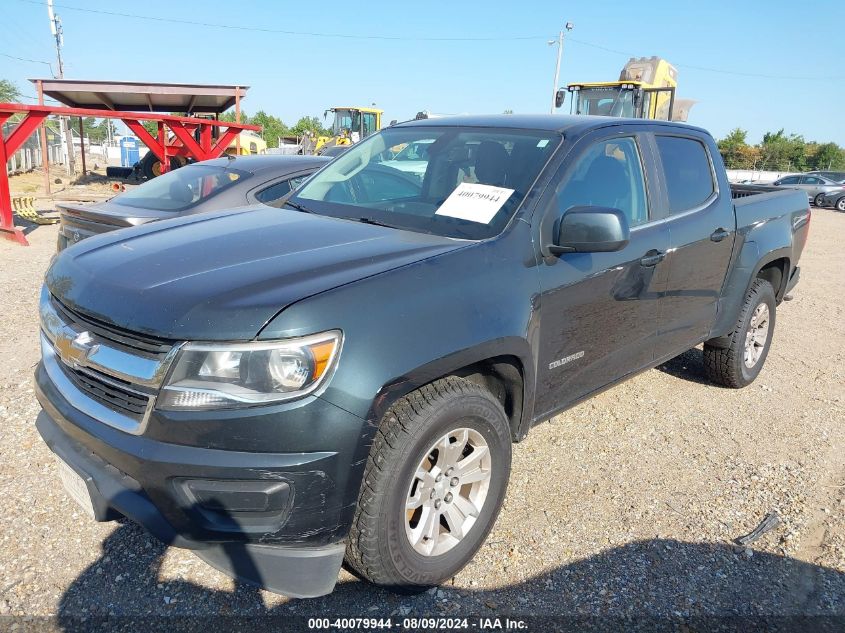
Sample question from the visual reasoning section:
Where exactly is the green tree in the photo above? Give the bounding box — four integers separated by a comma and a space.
759, 129, 807, 172
0, 79, 21, 102
807, 142, 845, 171
717, 128, 749, 169
250, 110, 288, 148
291, 116, 326, 137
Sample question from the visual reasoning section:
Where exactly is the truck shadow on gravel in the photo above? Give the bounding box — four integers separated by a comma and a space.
56, 521, 845, 631
655, 348, 714, 386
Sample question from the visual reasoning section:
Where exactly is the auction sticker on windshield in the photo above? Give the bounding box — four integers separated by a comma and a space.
435, 183, 514, 224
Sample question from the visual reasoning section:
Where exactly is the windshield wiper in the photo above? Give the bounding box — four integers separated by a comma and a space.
284, 199, 314, 214
355, 216, 393, 228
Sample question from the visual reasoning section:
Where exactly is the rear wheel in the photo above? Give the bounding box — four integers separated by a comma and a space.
703, 279, 776, 388
346, 376, 511, 590
813, 193, 826, 207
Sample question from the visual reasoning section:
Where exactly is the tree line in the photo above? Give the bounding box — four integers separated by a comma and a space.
4, 77, 844, 166
717, 128, 845, 172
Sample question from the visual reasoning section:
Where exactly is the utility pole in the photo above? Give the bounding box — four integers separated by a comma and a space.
549, 22, 574, 114
48, 0, 75, 176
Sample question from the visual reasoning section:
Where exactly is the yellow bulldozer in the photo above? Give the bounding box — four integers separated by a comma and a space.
303, 106, 384, 155
556, 56, 695, 122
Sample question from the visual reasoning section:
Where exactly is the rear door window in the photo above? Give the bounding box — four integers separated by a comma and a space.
655, 136, 715, 213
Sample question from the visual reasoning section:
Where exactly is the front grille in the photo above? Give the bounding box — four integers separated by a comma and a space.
51, 295, 172, 357
62, 364, 152, 419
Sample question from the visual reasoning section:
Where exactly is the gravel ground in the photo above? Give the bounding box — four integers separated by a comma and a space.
0, 209, 843, 630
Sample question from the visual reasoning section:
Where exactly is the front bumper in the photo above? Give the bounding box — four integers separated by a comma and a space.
35, 358, 367, 597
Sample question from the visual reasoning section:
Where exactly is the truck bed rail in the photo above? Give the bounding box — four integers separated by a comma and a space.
730, 183, 781, 199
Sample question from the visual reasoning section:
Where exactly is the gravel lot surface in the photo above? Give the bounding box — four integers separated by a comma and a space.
0, 209, 843, 630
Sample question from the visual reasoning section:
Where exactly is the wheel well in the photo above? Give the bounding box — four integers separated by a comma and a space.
757, 258, 788, 300
451, 356, 525, 441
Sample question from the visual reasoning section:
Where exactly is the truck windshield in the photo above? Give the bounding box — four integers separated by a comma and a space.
572, 87, 635, 117
290, 125, 561, 239
115, 164, 245, 212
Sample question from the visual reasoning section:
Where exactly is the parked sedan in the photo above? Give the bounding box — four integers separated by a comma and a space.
771, 173, 845, 207
56, 155, 329, 251
817, 188, 845, 211
807, 170, 845, 183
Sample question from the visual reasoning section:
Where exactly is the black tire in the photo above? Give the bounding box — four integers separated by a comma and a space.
836, 197, 845, 212
139, 153, 184, 180
346, 376, 512, 590
813, 193, 826, 207
703, 279, 776, 388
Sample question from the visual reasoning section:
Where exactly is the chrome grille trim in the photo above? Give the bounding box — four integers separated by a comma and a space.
39, 286, 181, 389
41, 333, 154, 435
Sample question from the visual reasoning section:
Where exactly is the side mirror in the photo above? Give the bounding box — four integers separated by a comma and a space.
550, 206, 630, 255
554, 89, 566, 109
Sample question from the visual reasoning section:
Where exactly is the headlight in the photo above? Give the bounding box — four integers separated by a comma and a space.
157, 331, 341, 410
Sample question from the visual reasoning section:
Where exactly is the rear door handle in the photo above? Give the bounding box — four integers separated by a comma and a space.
710, 228, 730, 242
640, 250, 665, 267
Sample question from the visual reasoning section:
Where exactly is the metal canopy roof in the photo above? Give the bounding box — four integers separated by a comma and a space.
29, 79, 248, 114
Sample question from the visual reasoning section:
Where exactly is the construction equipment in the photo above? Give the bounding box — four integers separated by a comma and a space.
12, 196, 58, 225
556, 56, 695, 122
139, 128, 267, 179
0, 102, 260, 244
303, 107, 383, 155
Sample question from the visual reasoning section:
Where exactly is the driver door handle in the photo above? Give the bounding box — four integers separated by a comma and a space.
710, 228, 730, 242
640, 250, 665, 267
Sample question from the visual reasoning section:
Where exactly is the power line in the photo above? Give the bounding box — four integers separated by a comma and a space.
12, 0, 546, 41
567, 37, 845, 82
0, 51, 53, 68
12, 0, 844, 81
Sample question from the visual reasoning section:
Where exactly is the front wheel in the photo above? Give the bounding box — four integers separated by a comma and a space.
345, 376, 511, 590
703, 279, 776, 388
836, 197, 845, 212
813, 193, 826, 207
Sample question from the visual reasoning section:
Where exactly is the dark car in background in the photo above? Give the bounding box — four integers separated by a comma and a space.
56, 155, 328, 250
318, 145, 349, 158
817, 188, 845, 211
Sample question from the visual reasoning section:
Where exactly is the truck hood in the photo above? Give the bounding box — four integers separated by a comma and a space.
46, 206, 467, 341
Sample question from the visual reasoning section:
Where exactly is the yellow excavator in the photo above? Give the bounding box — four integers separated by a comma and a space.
556, 56, 695, 122
303, 106, 384, 155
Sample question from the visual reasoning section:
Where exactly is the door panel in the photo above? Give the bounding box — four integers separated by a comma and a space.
653, 135, 735, 354
535, 223, 669, 416
534, 134, 668, 417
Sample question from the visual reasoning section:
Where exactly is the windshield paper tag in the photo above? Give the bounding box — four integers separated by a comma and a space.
435, 183, 515, 224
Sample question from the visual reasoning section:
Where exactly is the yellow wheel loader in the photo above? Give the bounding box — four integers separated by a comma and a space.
556, 56, 696, 122
303, 106, 384, 155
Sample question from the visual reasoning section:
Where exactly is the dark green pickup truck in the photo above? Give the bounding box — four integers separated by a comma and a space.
35, 115, 809, 597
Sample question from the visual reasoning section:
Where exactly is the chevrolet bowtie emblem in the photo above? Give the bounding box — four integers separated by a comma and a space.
54, 329, 99, 368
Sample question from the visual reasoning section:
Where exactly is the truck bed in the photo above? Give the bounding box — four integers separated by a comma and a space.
730, 184, 811, 282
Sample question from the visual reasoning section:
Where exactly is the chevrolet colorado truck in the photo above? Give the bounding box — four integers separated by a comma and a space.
35, 115, 809, 597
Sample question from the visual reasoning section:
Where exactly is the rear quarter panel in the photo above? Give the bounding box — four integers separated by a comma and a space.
710, 188, 810, 339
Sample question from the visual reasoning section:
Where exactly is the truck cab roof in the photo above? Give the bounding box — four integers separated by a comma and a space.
394, 113, 709, 137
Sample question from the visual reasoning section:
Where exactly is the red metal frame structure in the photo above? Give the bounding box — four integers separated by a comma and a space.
0, 103, 260, 245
